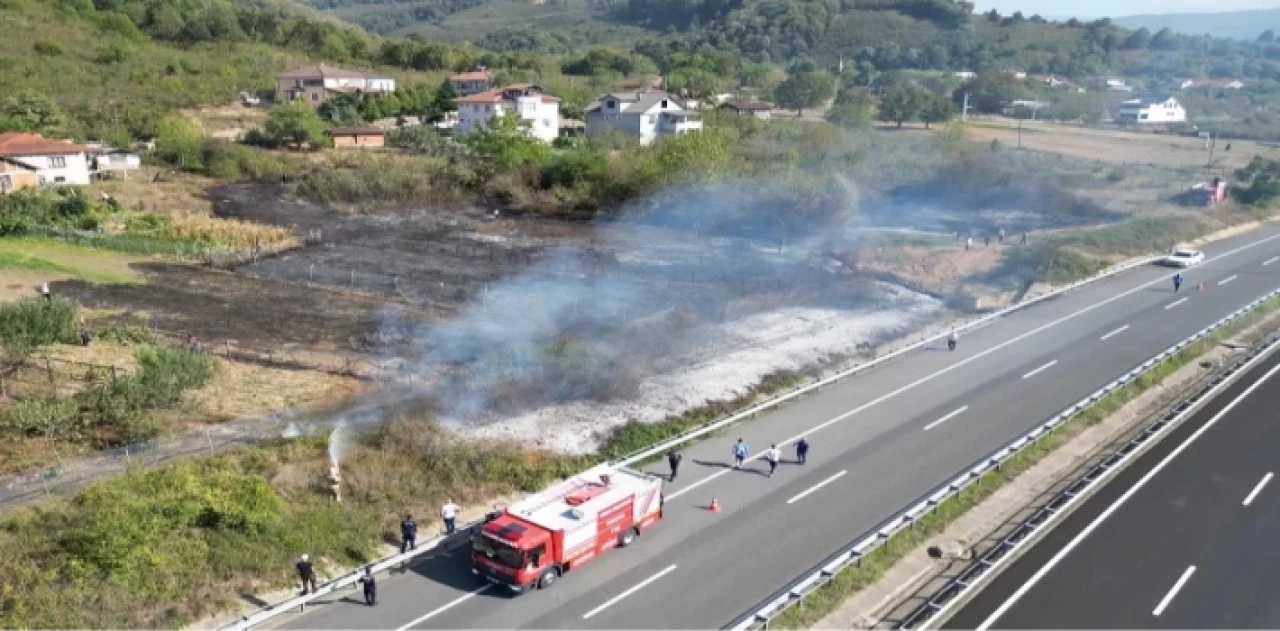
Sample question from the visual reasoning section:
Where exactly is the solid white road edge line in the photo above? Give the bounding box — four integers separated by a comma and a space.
1100, 324, 1130, 341
582, 564, 678, 620
669, 232, 1280, 501
1242, 472, 1274, 507
1165, 297, 1190, 310
1152, 566, 1197, 617
1021, 360, 1058, 380
924, 406, 969, 431
1265, 256, 1279, 266
1220, 275, 1239, 286
394, 585, 491, 630
976, 359, 1280, 630
787, 470, 848, 504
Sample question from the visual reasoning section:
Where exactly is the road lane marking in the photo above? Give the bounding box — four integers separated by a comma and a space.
1100, 325, 1130, 341
1219, 275, 1238, 286
1243, 472, 1274, 506
923, 406, 969, 431
582, 564, 677, 619
787, 470, 848, 504
1021, 360, 1058, 380
1165, 297, 1189, 310
1153, 566, 1197, 617
669, 232, 1280, 502
1266, 256, 1278, 266
976, 360, 1280, 630
394, 585, 491, 630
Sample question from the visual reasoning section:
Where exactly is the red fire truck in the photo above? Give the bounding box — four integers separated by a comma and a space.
471, 463, 664, 593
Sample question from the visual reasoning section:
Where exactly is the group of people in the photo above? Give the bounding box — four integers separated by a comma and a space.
665, 437, 811, 482
957, 228, 1028, 251
294, 499, 464, 607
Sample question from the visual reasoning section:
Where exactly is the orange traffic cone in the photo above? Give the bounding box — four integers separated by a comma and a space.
708, 497, 720, 513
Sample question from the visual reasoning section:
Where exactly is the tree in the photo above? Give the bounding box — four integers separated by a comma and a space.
956, 72, 1027, 114
1152, 27, 1179, 50
1124, 27, 1151, 49
0, 91, 67, 136
434, 79, 459, 113
878, 86, 923, 128
919, 93, 956, 129
1260, 30, 1276, 43
825, 89, 876, 129
460, 112, 550, 172
263, 101, 329, 150
773, 71, 835, 116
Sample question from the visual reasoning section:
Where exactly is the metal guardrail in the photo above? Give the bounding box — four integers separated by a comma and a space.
725, 287, 1280, 631
218, 255, 1162, 630
896, 328, 1280, 630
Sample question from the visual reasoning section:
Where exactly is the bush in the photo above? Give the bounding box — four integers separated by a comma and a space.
0, 189, 106, 236
0, 297, 77, 351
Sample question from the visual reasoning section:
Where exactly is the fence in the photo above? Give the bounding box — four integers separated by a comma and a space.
24, 226, 283, 268
725, 286, 1280, 631
0, 354, 123, 399
896, 331, 1280, 629
216, 252, 1168, 630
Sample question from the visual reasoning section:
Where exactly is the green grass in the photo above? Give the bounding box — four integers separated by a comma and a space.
0, 238, 143, 285
768, 294, 1280, 629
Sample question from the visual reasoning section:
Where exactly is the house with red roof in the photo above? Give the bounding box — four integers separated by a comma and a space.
455, 84, 561, 143
0, 132, 91, 190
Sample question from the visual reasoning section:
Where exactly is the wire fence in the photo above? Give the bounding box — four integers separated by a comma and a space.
23, 226, 285, 268
0, 354, 124, 399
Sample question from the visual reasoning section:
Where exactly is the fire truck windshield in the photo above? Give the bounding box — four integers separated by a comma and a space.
475, 533, 524, 568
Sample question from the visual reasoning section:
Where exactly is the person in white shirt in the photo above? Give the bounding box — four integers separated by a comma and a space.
440, 500, 461, 535
764, 445, 781, 478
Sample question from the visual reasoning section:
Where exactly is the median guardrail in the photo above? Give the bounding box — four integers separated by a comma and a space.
220, 256, 1166, 631
725, 286, 1280, 631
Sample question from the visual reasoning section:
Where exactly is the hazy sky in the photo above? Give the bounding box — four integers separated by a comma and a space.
972, 0, 1280, 18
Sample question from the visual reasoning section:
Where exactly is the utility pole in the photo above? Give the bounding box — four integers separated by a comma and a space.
961, 93, 971, 122
1017, 118, 1023, 149
1206, 130, 1217, 168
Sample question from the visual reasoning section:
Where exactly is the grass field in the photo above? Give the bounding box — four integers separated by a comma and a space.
0, 239, 144, 302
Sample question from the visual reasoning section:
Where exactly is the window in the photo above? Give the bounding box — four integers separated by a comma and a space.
54, 176, 66, 183
661, 99, 668, 108
646, 115, 654, 125
528, 543, 547, 567
49, 156, 66, 168
486, 105, 492, 112
606, 100, 615, 109
311, 92, 319, 102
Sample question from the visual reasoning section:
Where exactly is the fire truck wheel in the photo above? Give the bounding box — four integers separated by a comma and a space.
538, 568, 559, 590
618, 527, 638, 547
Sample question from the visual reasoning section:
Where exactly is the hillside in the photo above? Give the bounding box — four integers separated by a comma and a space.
1114, 9, 1280, 41
0, 0, 467, 143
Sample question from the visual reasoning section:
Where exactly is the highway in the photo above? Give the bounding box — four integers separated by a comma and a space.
274, 224, 1280, 630
947, 341, 1280, 629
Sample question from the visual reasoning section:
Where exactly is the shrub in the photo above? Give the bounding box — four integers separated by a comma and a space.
0, 189, 106, 236
0, 297, 77, 351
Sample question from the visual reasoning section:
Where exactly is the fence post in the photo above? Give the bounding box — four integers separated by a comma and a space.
124, 446, 131, 466
46, 357, 56, 397
351, 270, 355, 286
110, 365, 117, 385
309, 264, 314, 282
206, 428, 215, 455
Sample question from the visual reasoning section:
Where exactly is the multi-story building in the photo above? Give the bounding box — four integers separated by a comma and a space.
455, 84, 561, 144
584, 91, 703, 146
275, 64, 396, 106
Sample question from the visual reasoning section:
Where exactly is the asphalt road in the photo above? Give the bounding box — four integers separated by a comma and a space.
948, 339, 1280, 629
275, 224, 1280, 630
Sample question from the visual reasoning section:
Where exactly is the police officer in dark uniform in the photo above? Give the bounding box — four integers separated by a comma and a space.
358, 566, 376, 606
401, 515, 418, 553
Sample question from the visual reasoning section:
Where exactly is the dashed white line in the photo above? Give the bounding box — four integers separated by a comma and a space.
582, 564, 678, 619
787, 470, 848, 504
1165, 297, 1189, 310
1265, 256, 1279, 266
976, 360, 1280, 630
924, 406, 969, 431
1243, 472, 1274, 507
1022, 360, 1058, 380
394, 585, 491, 630
1100, 325, 1130, 341
667, 232, 1280, 502
1152, 566, 1197, 617
1219, 275, 1238, 286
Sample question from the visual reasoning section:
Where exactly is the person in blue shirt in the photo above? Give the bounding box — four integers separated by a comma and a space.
796, 438, 810, 465
400, 515, 417, 553
733, 439, 749, 468
1173, 273, 1184, 292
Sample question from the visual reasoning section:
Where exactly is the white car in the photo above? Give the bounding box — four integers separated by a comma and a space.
1162, 249, 1204, 267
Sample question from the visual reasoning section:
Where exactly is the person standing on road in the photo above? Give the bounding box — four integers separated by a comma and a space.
1173, 272, 1184, 292
440, 500, 460, 535
764, 444, 781, 478
297, 554, 317, 595
400, 514, 417, 553
667, 450, 682, 481
796, 438, 810, 465
998, 228, 1006, 244
965, 237, 973, 251
948, 330, 958, 352
358, 566, 377, 606
733, 439, 749, 468
40, 282, 51, 302
1021, 232, 1028, 245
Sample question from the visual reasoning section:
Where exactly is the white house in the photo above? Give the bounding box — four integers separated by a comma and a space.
1180, 79, 1244, 90
275, 64, 396, 106
584, 91, 703, 146
1104, 78, 1135, 93
0, 132, 91, 187
455, 84, 561, 144
1116, 97, 1187, 125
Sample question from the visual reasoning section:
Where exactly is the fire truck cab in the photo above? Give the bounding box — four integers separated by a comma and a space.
471, 463, 664, 593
